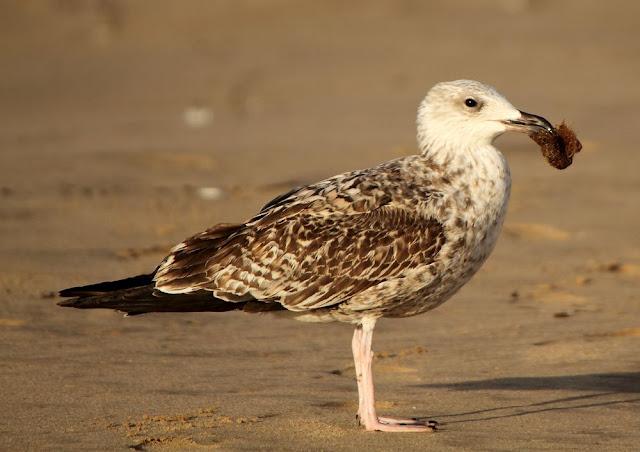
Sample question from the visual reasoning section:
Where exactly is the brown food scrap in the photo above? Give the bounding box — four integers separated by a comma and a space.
529, 121, 582, 169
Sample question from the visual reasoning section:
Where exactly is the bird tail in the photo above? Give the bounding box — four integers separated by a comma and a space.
57, 273, 245, 316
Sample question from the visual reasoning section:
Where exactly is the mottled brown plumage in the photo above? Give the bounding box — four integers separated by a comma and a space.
154, 159, 448, 319
58, 80, 576, 432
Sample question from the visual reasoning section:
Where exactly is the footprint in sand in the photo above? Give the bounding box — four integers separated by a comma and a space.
105, 408, 262, 451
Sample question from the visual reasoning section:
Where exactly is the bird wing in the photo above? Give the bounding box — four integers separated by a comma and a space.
154, 165, 446, 311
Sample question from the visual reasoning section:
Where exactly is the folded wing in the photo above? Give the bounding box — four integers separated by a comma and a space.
155, 169, 446, 312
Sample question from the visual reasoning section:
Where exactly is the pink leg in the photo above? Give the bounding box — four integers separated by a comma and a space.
351, 318, 437, 432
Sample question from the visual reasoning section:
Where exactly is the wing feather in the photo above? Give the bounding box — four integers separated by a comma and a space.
155, 161, 446, 312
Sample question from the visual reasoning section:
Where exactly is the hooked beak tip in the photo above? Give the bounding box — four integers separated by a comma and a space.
503, 111, 555, 134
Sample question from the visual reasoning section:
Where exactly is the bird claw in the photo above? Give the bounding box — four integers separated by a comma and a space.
369, 417, 436, 432
357, 414, 438, 432
378, 416, 438, 429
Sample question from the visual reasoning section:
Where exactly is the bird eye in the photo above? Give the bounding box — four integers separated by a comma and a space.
464, 98, 478, 108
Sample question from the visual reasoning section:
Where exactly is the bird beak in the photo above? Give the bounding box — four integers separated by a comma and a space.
503, 110, 555, 134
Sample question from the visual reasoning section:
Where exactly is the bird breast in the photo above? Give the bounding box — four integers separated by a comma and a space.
442, 146, 511, 280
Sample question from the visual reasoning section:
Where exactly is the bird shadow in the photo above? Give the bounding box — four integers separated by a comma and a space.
413, 372, 640, 425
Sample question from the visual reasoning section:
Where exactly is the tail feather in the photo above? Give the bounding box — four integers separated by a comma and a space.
58, 284, 244, 316
58, 273, 285, 316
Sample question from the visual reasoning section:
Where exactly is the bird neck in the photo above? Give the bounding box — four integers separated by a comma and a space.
417, 134, 510, 186
416, 116, 506, 176
418, 139, 499, 169
418, 124, 496, 162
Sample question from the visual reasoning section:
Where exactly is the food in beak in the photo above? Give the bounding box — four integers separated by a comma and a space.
528, 122, 582, 169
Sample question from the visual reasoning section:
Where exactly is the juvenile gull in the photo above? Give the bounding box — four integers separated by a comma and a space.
59, 80, 560, 432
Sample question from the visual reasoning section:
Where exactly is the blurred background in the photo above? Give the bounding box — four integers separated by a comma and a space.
1, 1, 639, 450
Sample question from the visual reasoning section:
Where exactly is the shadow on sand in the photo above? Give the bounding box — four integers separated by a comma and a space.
415, 372, 640, 424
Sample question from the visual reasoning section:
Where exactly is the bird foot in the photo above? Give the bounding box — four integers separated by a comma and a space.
379, 416, 437, 427
358, 414, 437, 432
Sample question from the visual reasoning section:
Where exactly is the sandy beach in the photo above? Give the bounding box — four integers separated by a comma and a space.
1, 1, 639, 450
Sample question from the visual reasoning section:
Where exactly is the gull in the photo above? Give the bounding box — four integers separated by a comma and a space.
59, 80, 556, 432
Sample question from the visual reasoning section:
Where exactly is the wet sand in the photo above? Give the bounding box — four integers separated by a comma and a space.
1, 1, 639, 450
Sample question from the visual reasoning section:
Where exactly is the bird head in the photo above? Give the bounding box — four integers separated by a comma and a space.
417, 80, 553, 155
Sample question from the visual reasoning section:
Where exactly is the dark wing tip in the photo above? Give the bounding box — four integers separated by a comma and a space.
56, 297, 79, 307
58, 273, 156, 298
58, 287, 94, 298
